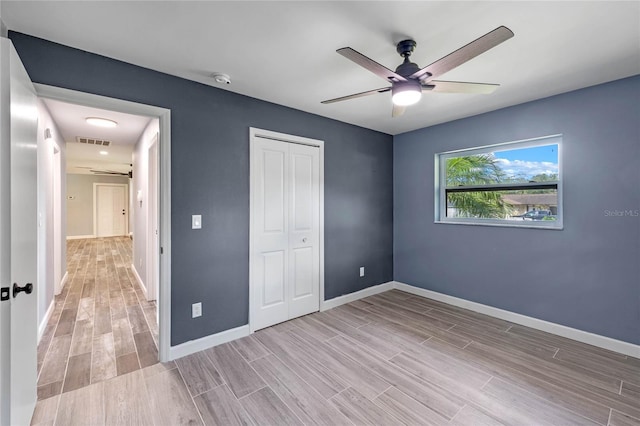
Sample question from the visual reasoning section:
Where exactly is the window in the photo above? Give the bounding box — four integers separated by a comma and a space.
436, 135, 562, 229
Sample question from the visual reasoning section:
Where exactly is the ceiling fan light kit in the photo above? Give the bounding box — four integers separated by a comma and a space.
392, 80, 422, 106
323, 26, 514, 117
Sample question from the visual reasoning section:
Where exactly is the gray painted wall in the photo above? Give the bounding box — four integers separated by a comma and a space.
394, 75, 640, 344
66, 174, 130, 237
9, 32, 394, 346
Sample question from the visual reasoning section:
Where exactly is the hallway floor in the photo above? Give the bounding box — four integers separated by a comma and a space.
36, 237, 159, 400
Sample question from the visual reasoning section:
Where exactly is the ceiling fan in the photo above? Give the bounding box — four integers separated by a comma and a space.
76, 165, 133, 178
322, 26, 514, 117
90, 169, 132, 178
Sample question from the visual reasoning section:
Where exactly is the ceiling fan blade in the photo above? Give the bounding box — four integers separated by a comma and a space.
337, 47, 407, 82
91, 169, 128, 175
423, 80, 500, 94
411, 26, 514, 82
321, 87, 390, 104
392, 104, 406, 118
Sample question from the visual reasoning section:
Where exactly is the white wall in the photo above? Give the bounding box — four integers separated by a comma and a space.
132, 118, 159, 291
36, 99, 66, 334
66, 174, 129, 237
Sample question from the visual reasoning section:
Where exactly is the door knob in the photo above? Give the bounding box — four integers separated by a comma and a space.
13, 283, 33, 298
302, 237, 308, 243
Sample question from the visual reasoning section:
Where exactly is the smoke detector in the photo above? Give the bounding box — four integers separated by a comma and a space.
212, 73, 231, 84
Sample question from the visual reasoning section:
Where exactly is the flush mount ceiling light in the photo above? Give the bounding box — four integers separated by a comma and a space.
86, 117, 118, 128
99, 151, 108, 155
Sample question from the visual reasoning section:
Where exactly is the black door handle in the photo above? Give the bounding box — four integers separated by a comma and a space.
13, 283, 33, 298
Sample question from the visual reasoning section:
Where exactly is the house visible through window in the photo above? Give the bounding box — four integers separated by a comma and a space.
436, 135, 562, 229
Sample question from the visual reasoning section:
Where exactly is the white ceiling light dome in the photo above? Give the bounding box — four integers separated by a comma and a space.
86, 117, 118, 128
392, 81, 422, 106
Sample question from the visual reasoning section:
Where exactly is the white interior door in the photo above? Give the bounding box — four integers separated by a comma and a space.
250, 133, 320, 332
0, 38, 39, 426
95, 184, 127, 237
147, 135, 159, 301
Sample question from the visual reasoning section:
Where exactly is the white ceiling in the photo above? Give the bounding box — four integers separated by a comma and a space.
4, 1, 640, 135
41, 98, 151, 174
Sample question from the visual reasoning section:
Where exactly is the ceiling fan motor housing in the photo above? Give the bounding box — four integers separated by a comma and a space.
395, 39, 421, 77
396, 39, 417, 57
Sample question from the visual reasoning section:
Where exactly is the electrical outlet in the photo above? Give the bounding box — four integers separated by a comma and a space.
359, 266, 365, 277
139, 258, 142, 268
192, 302, 202, 318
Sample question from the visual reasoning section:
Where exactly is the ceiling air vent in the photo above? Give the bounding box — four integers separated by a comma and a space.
76, 137, 111, 146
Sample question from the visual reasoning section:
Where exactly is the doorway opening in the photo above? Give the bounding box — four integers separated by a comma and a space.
33, 85, 171, 401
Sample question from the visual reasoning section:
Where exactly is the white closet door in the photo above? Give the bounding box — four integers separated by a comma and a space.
251, 137, 319, 331
288, 143, 319, 318
252, 139, 290, 330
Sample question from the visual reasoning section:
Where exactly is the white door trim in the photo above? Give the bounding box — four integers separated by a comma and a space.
248, 127, 325, 333
34, 84, 173, 362
93, 182, 128, 237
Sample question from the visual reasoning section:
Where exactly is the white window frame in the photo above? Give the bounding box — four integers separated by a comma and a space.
435, 135, 563, 230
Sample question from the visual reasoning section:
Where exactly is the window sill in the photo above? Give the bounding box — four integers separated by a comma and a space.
434, 220, 563, 230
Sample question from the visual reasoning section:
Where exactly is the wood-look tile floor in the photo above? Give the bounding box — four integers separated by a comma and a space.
33, 289, 640, 425
36, 237, 159, 402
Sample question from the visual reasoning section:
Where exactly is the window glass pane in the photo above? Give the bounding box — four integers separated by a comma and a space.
446, 189, 558, 220
446, 144, 559, 187
494, 144, 559, 183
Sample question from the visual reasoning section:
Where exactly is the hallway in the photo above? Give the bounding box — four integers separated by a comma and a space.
36, 237, 158, 400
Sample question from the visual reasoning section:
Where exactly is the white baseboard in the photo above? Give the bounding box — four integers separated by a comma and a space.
66, 235, 95, 240
169, 325, 250, 360
321, 281, 394, 311
55, 271, 69, 296
393, 281, 640, 359
38, 300, 55, 343
130, 264, 147, 297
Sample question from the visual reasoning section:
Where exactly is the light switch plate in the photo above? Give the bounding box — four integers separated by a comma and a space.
359, 266, 365, 277
192, 302, 202, 318
192, 214, 202, 229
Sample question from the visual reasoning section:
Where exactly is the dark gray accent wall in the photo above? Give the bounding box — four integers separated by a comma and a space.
9, 32, 393, 346
394, 75, 640, 344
